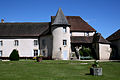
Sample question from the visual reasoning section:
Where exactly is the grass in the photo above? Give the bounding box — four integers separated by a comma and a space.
0, 60, 120, 80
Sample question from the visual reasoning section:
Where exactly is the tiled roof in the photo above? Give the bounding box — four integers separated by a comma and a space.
0, 22, 50, 37
106, 29, 120, 41
93, 33, 110, 44
51, 16, 96, 32
52, 8, 70, 26
71, 36, 93, 43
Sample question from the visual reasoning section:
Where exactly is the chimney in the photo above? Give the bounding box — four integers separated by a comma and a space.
1, 19, 4, 23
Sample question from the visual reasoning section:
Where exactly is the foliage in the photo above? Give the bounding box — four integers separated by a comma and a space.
37, 54, 43, 57
71, 53, 75, 57
33, 57, 37, 60
92, 60, 100, 68
9, 49, 19, 61
79, 46, 92, 57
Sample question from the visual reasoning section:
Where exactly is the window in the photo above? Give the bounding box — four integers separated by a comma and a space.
42, 40, 45, 46
34, 40, 38, 46
63, 40, 67, 46
86, 32, 89, 36
0, 41, 3, 46
34, 50, 38, 56
0, 50, 2, 57
14, 40, 19, 46
63, 27, 67, 33
42, 50, 46, 56
84, 32, 89, 36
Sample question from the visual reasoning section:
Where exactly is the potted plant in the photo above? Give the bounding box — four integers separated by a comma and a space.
36, 55, 43, 62
90, 60, 102, 76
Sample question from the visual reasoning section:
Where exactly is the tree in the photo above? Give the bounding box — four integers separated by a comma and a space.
79, 46, 91, 57
9, 49, 19, 61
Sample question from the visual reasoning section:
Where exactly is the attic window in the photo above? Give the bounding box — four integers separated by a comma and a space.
86, 32, 89, 36
63, 27, 67, 33
84, 32, 89, 36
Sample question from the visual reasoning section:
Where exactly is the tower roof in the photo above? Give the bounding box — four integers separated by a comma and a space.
52, 8, 70, 26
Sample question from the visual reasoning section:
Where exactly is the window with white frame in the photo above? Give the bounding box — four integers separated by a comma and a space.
63, 27, 67, 33
0, 41, 3, 46
14, 40, 19, 46
42, 50, 46, 56
86, 32, 89, 36
34, 40, 38, 46
63, 40, 67, 46
0, 50, 2, 57
34, 50, 38, 56
84, 32, 89, 36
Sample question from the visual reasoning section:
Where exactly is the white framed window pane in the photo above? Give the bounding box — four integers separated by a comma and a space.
86, 32, 89, 36
0, 41, 3, 46
63, 40, 67, 45
14, 40, 19, 46
34, 50, 38, 56
63, 27, 67, 33
0, 51, 2, 57
34, 40, 38, 45
42, 50, 46, 56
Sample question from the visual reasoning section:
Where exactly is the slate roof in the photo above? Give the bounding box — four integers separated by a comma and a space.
51, 16, 96, 32
0, 22, 50, 37
0, 8, 96, 38
71, 36, 93, 43
93, 33, 110, 44
106, 29, 120, 41
52, 8, 70, 26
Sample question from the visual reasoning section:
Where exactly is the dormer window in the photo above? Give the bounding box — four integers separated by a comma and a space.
63, 27, 67, 33
86, 32, 89, 36
84, 32, 89, 36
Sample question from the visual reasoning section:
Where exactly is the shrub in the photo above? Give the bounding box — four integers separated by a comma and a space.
33, 57, 37, 60
9, 49, 19, 61
79, 47, 91, 57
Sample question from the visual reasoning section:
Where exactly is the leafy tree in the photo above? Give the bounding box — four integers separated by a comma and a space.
79, 46, 91, 57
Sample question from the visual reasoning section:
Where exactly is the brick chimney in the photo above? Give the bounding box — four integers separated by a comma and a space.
1, 19, 4, 23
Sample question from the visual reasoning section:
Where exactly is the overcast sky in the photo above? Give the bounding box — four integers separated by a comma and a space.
0, 0, 120, 38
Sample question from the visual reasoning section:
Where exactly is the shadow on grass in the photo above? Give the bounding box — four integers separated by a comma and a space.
85, 73, 91, 75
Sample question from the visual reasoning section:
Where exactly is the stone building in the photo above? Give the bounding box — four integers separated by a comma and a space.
0, 8, 111, 60
107, 29, 120, 59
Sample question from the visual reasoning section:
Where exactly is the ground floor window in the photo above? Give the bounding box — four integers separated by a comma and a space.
0, 50, 2, 57
42, 50, 46, 56
34, 50, 38, 56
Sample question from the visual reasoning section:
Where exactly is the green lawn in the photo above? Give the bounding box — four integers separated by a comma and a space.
0, 60, 120, 80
